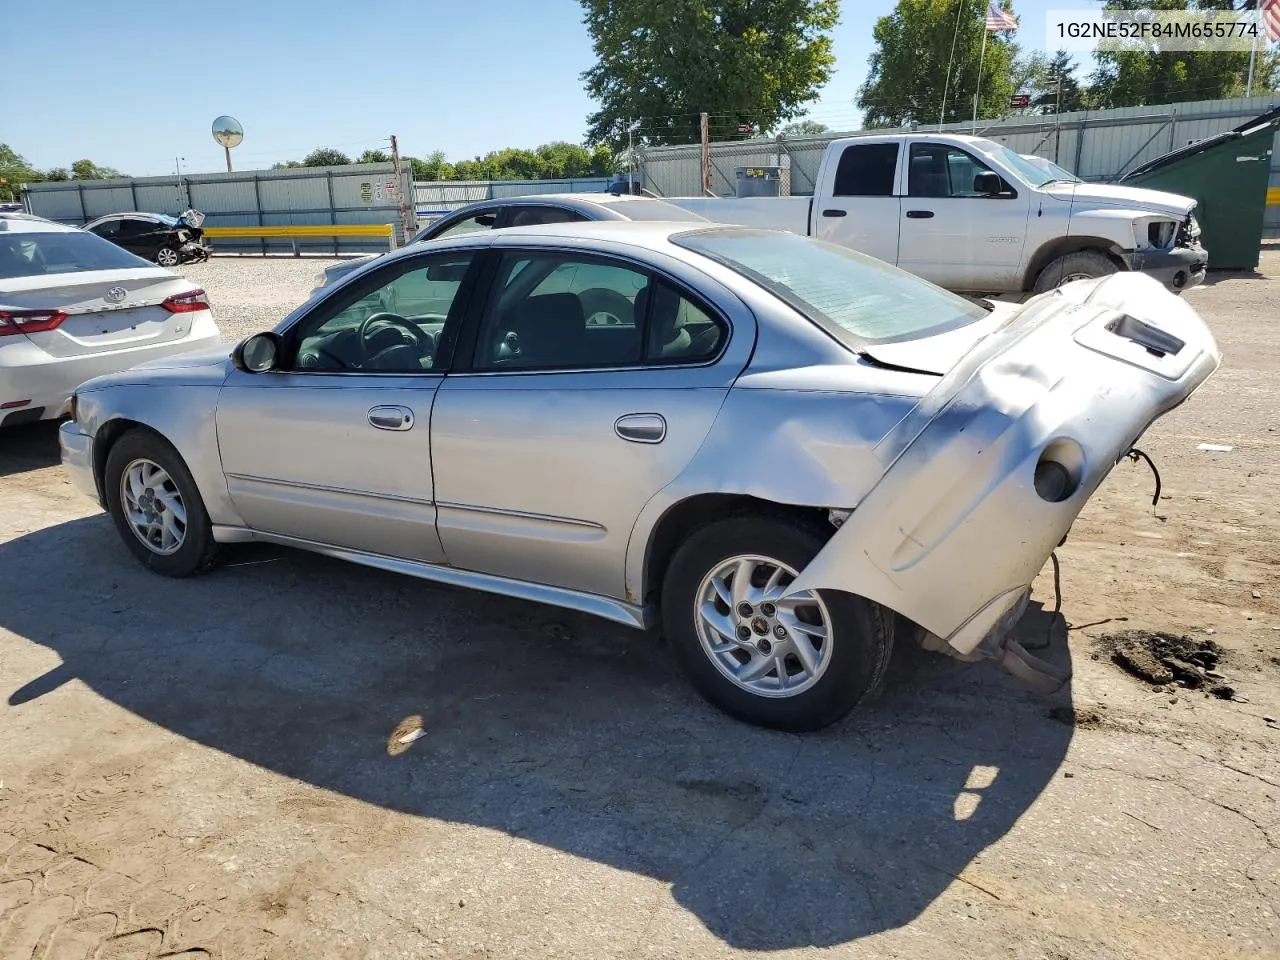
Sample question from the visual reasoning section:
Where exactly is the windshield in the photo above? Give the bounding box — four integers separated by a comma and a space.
984, 143, 1081, 187
672, 229, 987, 346
0, 230, 152, 279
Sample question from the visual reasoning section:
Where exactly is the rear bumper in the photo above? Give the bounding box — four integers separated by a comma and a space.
59, 421, 99, 503
786, 272, 1219, 660
0, 323, 221, 425
1126, 243, 1207, 293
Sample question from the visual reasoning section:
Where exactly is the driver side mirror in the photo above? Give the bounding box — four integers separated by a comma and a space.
973, 170, 1003, 196
232, 332, 283, 373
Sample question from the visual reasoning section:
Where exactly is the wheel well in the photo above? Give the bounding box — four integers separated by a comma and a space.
642, 494, 832, 606
1021, 236, 1127, 291
92, 418, 145, 501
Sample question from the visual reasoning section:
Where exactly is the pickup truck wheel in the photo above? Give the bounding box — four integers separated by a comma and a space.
662, 516, 894, 731
1032, 250, 1117, 293
104, 429, 222, 577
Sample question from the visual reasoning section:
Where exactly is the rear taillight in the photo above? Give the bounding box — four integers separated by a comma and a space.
162, 288, 210, 313
0, 309, 68, 337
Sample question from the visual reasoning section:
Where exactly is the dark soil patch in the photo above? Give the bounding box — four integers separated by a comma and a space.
1048, 705, 1105, 728
1099, 630, 1224, 689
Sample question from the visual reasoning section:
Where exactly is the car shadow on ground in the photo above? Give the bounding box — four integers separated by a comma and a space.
0, 420, 62, 478
1, 514, 1074, 950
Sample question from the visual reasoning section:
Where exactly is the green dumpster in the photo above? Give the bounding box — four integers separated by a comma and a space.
1119, 106, 1280, 270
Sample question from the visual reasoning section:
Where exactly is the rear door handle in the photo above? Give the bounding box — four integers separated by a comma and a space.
368, 405, 414, 431
615, 413, 666, 444
905, 209, 935, 219
821, 208, 847, 218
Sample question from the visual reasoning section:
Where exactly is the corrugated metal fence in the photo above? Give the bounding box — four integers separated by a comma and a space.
23, 163, 413, 254
638, 95, 1280, 238
413, 177, 611, 219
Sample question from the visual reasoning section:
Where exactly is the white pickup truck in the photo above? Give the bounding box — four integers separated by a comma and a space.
669, 133, 1208, 296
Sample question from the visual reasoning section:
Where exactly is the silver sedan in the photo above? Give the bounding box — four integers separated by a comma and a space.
59, 222, 1220, 729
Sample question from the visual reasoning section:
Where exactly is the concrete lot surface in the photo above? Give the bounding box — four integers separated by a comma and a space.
1, 253, 1277, 959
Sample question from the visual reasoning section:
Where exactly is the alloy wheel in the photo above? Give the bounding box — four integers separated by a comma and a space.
120, 458, 188, 555
693, 554, 833, 697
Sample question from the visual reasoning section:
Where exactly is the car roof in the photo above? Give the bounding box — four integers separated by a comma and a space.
436, 193, 695, 219
0, 215, 81, 234
84, 212, 168, 226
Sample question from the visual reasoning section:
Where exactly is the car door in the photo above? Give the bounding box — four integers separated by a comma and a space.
430, 242, 751, 601
897, 142, 1031, 290
114, 218, 156, 259
215, 248, 482, 562
811, 140, 902, 264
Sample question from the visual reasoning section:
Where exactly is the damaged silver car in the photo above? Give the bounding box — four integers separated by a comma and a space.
59, 222, 1220, 730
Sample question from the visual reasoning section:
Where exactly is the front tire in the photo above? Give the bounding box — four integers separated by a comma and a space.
662, 516, 894, 731
156, 246, 180, 267
1032, 250, 1117, 293
104, 429, 222, 577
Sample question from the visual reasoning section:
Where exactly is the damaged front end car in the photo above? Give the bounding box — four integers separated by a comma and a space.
783, 272, 1220, 695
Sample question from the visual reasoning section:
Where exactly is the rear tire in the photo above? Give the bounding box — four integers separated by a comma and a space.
661, 516, 894, 731
104, 429, 222, 577
156, 246, 180, 267
1032, 250, 1117, 293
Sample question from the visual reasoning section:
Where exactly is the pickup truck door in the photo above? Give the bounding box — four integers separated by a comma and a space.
810, 140, 902, 265
897, 142, 1030, 291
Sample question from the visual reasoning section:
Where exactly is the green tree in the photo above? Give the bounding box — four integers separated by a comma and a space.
581, 0, 839, 146
1090, 0, 1280, 107
857, 0, 1018, 128
356, 148, 392, 164
1033, 50, 1087, 114
302, 148, 352, 167
408, 150, 455, 180
271, 160, 304, 169
0, 144, 44, 200
779, 119, 832, 135
44, 167, 70, 182
70, 158, 126, 180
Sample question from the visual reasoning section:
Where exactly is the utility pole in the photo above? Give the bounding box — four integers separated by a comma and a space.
700, 112, 711, 196
1053, 66, 1064, 165
175, 156, 187, 209
224, 144, 233, 173
389, 134, 414, 242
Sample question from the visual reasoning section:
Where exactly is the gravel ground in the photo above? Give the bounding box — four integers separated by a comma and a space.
179, 255, 351, 342
0, 253, 1277, 959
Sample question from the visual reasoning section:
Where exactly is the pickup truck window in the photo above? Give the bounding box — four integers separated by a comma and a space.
908, 143, 1010, 199
672, 228, 986, 346
833, 143, 898, 197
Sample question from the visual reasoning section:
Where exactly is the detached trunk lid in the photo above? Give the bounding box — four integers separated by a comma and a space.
2, 268, 204, 358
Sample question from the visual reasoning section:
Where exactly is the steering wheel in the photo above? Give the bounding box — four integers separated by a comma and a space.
579, 287, 634, 327
357, 311, 429, 360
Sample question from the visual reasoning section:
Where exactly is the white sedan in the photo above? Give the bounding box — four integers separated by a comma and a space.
0, 213, 220, 427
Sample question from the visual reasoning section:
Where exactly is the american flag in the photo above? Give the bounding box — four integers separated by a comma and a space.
984, 1, 1018, 32
1262, 0, 1280, 44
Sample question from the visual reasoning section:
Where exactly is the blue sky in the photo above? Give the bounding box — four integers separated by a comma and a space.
10, 0, 1098, 177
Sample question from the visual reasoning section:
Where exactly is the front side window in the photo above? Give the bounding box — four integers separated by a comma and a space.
672, 228, 986, 346
472, 251, 724, 371
290, 252, 473, 372
832, 143, 899, 197
505, 206, 586, 227
908, 143, 1003, 198
430, 211, 499, 241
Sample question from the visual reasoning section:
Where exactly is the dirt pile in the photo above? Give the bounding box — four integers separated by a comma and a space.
1101, 630, 1234, 697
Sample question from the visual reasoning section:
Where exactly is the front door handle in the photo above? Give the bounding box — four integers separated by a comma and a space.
905, 209, 935, 219
368, 405, 414, 431
821, 208, 847, 218
615, 413, 666, 444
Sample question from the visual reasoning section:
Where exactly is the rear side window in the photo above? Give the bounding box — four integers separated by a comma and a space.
0, 231, 151, 279
832, 143, 899, 197
505, 206, 587, 227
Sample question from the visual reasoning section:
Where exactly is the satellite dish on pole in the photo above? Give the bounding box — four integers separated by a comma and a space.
212, 116, 243, 172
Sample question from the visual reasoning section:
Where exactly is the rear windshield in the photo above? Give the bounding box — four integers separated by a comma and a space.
0, 230, 152, 279
609, 199, 708, 222
671, 229, 987, 346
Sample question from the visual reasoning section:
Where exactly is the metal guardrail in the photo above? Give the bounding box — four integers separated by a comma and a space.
202, 223, 398, 257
